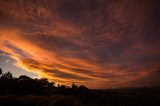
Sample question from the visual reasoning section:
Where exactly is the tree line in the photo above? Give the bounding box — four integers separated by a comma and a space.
0, 68, 89, 96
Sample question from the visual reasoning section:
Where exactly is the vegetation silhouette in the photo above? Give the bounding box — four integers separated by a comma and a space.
0, 68, 2, 75
0, 68, 89, 96
0, 68, 159, 106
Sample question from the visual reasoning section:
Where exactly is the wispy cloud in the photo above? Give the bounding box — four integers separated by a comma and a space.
0, 0, 159, 88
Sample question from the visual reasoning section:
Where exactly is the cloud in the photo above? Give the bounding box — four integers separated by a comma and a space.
0, 0, 160, 88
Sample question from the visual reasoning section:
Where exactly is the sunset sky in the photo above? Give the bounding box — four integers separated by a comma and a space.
0, 0, 160, 89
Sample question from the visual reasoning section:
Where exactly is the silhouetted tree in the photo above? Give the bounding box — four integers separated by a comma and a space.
78, 85, 89, 97
60, 85, 67, 89
0, 70, 90, 96
39, 78, 49, 87
79, 85, 88, 91
71, 83, 79, 95
72, 83, 78, 90
19, 75, 31, 80
1, 72, 13, 79
0, 68, 2, 75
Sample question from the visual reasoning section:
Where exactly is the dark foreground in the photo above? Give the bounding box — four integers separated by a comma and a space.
0, 70, 160, 106
0, 87, 160, 106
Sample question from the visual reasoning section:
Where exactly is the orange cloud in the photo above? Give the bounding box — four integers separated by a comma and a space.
0, 0, 160, 88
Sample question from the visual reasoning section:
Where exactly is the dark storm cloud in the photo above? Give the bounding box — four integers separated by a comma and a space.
0, 0, 160, 88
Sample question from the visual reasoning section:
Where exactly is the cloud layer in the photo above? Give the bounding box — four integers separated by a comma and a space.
0, 0, 160, 88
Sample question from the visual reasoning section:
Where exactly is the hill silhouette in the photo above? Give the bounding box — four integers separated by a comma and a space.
0, 68, 160, 106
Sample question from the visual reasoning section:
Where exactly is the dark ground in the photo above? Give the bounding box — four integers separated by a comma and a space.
0, 70, 160, 106
0, 87, 160, 106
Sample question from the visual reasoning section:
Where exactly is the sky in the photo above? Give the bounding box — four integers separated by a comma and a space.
0, 0, 160, 89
